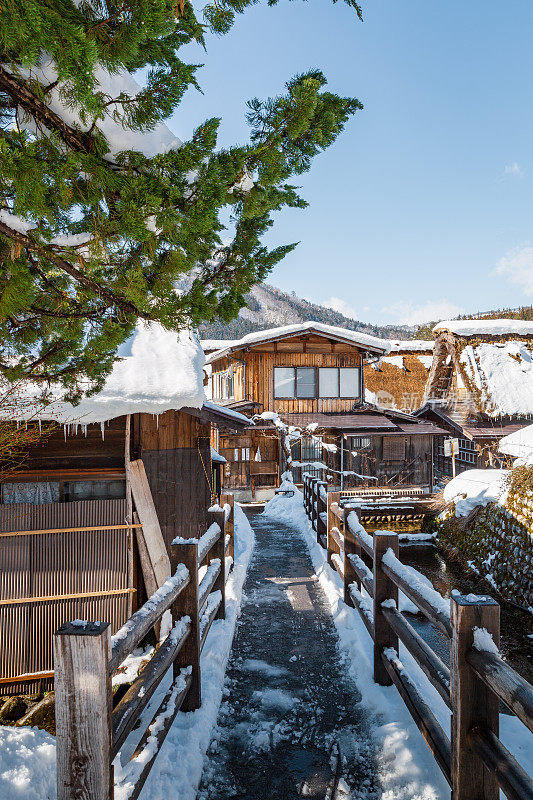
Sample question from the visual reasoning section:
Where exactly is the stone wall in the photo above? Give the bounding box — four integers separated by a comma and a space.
438, 485, 533, 609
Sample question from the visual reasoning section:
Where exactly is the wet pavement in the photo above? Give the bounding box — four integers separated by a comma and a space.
198, 509, 378, 800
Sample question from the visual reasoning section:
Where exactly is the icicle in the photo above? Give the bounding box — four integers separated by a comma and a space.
101, 422, 105, 441
63, 424, 67, 441
156, 414, 159, 429
84, 424, 87, 437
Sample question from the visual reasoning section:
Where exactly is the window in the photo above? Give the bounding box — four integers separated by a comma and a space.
340, 368, 360, 398
274, 366, 361, 399
64, 480, 126, 501
383, 437, 406, 461
296, 367, 316, 398
213, 368, 234, 400
349, 436, 371, 451
318, 368, 339, 398
274, 367, 295, 398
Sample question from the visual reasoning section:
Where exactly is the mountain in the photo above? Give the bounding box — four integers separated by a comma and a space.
199, 284, 411, 340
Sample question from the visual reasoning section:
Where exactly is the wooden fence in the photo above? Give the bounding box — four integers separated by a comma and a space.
303, 475, 533, 800
0, 498, 134, 695
54, 495, 235, 800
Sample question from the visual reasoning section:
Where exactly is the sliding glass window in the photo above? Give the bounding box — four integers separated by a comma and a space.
274, 367, 295, 398
295, 367, 316, 398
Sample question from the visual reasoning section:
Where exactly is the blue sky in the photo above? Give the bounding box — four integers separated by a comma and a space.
173, 0, 533, 326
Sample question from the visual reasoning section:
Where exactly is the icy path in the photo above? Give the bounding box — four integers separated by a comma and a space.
198, 509, 379, 800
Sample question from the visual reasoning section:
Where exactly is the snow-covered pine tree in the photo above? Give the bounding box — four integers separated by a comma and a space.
0, 0, 362, 397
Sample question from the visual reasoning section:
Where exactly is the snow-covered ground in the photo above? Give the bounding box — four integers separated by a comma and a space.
264, 485, 533, 800
0, 505, 254, 800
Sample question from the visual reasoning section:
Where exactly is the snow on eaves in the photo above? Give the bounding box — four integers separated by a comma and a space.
202, 400, 250, 425
205, 321, 390, 363
433, 319, 533, 337
2, 323, 206, 425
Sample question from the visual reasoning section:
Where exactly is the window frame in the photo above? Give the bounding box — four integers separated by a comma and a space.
274, 365, 362, 400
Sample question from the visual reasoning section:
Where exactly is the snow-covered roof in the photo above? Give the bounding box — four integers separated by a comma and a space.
200, 339, 240, 352
202, 401, 250, 426
460, 340, 533, 417
433, 319, 533, 338
4, 323, 206, 424
205, 322, 390, 363
387, 339, 434, 352
498, 424, 533, 463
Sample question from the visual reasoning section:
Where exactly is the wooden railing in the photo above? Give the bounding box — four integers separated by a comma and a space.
302, 476, 533, 800
54, 495, 236, 800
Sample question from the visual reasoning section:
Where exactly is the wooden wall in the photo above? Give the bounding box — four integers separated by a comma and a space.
343, 433, 433, 486
211, 335, 364, 414
6, 417, 127, 473
137, 410, 212, 555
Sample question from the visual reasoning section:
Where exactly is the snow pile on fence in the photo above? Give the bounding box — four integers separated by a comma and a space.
1, 323, 206, 425
442, 469, 509, 517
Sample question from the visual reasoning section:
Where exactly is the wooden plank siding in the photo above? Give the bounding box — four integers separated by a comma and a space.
138, 410, 212, 563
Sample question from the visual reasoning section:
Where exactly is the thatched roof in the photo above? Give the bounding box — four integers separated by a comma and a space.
425, 319, 533, 418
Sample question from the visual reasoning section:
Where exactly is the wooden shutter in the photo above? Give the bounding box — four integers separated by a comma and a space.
383, 437, 406, 461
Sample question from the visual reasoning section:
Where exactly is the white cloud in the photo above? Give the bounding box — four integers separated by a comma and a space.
382, 299, 466, 326
504, 162, 524, 178
496, 244, 533, 295
324, 296, 358, 320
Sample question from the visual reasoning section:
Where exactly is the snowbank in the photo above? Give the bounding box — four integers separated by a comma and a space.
0, 506, 254, 800
1, 323, 206, 424
387, 340, 435, 353
443, 470, 509, 517
499, 423, 533, 465
264, 487, 533, 798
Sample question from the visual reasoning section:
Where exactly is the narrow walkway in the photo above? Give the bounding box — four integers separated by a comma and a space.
198, 510, 378, 800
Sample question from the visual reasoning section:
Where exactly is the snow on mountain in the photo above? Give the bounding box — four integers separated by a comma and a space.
200, 284, 412, 340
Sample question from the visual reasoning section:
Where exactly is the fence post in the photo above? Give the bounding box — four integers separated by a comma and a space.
220, 493, 235, 562
210, 507, 226, 620
171, 540, 201, 711
326, 491, 341, 566
316, 481, 327, 541
451, 594, 500, 800
310, 478, 318, 532
373, 531, 399, 686
303, 475, 308, 515
54, 621, 113, 800
343, 508, 358, 605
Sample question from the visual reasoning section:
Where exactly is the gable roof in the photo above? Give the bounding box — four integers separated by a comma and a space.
205, 321, 390, 363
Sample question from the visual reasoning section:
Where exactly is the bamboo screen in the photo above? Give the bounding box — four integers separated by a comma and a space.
0, 499, 132, 695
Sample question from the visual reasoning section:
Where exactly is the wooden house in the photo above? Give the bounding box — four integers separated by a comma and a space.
364, 339, 434, 413
205, 323, 445, 499
416, 319, 533, 478
0, 323, 247, 694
